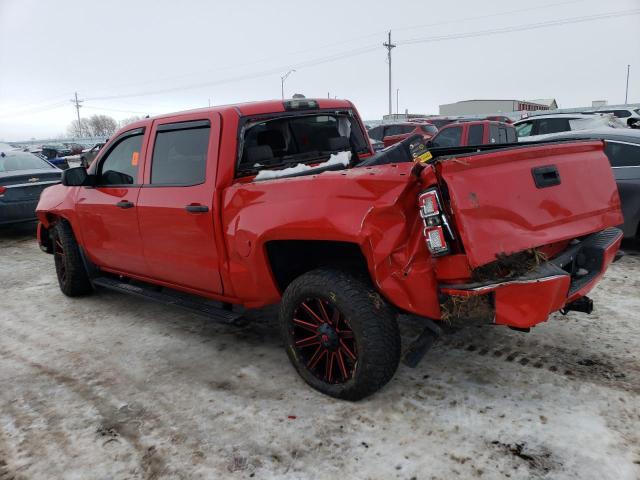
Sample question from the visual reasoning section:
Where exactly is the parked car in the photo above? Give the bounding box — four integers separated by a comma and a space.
80, 142, 105, 167
63, 143, 85, 155
36, 98, 622, 400
527, 128, 640, 241
514, 113, 626, 140
41, 144, 71, 170
590, 108, 640, 128
0, 150, 62, 225
368, 122, 438, 148
429, 120, 517, 148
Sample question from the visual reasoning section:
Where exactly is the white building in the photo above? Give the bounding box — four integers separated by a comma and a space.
439, 99, 555, 116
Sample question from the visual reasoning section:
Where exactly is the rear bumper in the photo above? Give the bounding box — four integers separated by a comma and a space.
0, 200, 39, 225
439, 228, 623, 328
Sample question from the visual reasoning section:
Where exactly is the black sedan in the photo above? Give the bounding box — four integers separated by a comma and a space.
0, 150, 62, 226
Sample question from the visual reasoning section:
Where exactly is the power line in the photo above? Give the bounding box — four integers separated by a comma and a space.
82, 105, 160, 115
84, 8, 638, 103
82, 0, 589, 99
399, 9, 640, 45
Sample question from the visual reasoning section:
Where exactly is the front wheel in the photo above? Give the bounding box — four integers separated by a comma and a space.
280, 268, 401, 400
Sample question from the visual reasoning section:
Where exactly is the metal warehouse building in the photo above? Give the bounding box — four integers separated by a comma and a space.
439, 99, 556, 116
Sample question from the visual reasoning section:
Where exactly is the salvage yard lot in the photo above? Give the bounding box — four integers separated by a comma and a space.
1, 223, 639, 480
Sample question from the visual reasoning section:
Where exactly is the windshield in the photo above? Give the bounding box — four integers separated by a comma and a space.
238, 112, 368, 176
0, 151, 55, 172
420, 124, 438, 135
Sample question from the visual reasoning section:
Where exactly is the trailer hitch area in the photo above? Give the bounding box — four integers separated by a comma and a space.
560, 296, 594, 316
402, 316, 443, 368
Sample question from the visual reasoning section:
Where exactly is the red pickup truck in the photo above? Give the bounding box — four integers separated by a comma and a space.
430, 120, 517, 148
36, 98, 623, 400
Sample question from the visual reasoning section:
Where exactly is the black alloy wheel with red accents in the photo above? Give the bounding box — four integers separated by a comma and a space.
291, 298, 358, 384
280, 268, 401, 400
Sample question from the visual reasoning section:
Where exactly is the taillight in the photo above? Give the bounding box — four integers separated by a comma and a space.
0, 186, 6, 197
418, 188, 454, 256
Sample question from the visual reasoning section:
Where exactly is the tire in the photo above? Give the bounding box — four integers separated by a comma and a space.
280, 268, 401, 400
52, 221, 93, 297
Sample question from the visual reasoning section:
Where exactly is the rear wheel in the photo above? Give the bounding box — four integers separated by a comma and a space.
280, 268, 400, 400
52, 221, 92, 297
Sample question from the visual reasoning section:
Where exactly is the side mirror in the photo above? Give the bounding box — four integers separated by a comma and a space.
61, 166, 91, 186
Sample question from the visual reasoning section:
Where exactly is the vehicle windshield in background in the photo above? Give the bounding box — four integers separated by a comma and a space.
238, 113, 368, 174
420, 124, 438, 135
0, 151, 56, 172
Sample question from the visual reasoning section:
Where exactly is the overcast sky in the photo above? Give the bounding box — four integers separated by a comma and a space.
1, 0, 639, 140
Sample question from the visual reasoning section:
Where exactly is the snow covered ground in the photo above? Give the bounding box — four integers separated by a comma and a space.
0, 223, 639, 480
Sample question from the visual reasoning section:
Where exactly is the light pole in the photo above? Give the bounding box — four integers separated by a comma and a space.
625, 64, 630, 104
396, 88, 399, 119
281, 69, 296, 100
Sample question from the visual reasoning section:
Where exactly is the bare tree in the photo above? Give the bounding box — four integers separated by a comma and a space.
118, 115, 145, 128
66, 118, 91, 138
87, 115, 118, 137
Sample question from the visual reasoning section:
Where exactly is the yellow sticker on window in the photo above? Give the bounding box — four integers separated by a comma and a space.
415, 151, 433, 163
131, 151, 139, 166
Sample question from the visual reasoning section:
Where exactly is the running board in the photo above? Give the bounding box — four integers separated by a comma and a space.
92, 276, 243, 324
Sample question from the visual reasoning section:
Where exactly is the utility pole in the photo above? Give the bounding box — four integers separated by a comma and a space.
383, 31, 396, 116
281, 69, 296, 100
396, 88, 399, 118
70, 91, 84, 138
625, 65, 630, 104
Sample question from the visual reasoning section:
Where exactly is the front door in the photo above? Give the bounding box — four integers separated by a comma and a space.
75, 127, 148, 275
136, 115, 223, 294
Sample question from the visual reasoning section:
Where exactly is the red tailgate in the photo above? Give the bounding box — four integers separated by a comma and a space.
435, 141, 623, 268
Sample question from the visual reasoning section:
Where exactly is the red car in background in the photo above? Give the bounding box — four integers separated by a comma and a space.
368, 122, 437, 147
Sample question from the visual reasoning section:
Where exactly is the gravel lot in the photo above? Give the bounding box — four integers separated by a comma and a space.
1, 223, 639, 480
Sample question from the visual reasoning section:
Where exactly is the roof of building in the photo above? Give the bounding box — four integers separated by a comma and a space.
526, 99, 558, 107
441, 99, 551, 106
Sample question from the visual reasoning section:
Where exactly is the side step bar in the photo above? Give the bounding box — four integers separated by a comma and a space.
92, 276, 243, 324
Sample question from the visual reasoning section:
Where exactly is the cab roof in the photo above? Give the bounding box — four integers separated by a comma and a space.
116, 98, 357, 135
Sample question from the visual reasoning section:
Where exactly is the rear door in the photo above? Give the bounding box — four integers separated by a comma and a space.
75, 127, 148, 274
436, 141, 623, 267
136, 114, 223, 294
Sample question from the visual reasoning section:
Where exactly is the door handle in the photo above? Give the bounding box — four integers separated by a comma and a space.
532, 165, 561, 189
116, 200, 135, 209
185, 204, 209, 213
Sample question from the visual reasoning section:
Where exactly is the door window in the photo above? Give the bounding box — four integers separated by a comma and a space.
368, 126, 384, 140
468, 125, 484, 145
97, 131, 143, 185
604, 141, 640, 167
515, 121, 533, 137
151, 121, 210, 185
537, 118, 570, 134
432, 126, 462, 147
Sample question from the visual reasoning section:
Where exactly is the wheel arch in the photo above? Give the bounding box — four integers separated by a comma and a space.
265, 240, 370, 293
